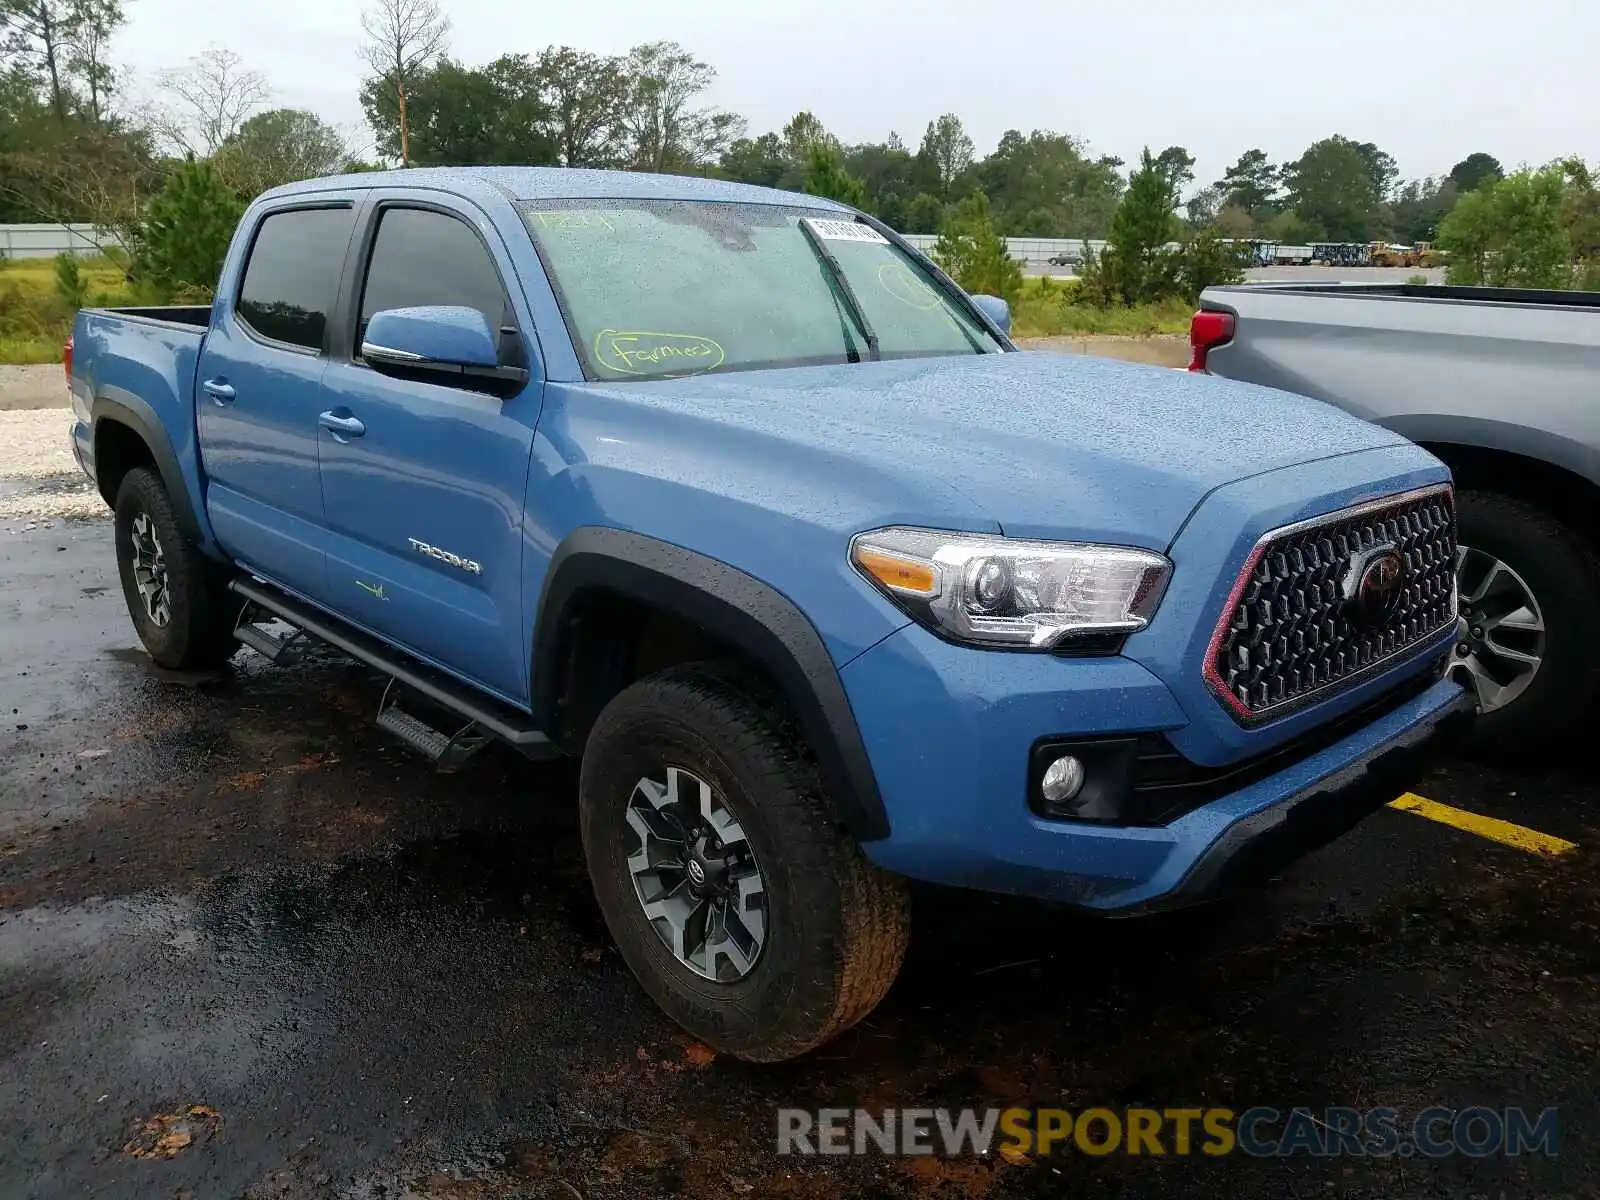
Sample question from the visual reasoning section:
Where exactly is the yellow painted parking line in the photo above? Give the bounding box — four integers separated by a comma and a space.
1387, 793, 1578, 857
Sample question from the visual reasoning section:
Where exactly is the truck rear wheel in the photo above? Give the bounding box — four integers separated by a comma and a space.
113, 467, 239, 671
1452, 490, 1600, 756
579, 664, 909, 1062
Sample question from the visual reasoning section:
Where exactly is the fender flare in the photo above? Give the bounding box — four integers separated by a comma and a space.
90, 386, 204, 543
532, 528, 890, 841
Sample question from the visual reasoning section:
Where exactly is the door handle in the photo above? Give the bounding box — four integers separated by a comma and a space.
318, 410, 366, 440
202, 379, 235, 405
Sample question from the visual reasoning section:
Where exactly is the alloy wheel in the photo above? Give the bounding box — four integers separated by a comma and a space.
129, 511, 171, 627
1450, 545, 1544, 713
624, 765, 767, 982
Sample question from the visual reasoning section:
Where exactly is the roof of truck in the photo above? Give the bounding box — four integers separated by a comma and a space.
261, 166, 852, 211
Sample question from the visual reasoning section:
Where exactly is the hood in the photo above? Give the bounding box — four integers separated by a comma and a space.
576, 351, 1409, 550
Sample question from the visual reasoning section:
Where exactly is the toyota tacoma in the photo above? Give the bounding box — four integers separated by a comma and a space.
68, 168, 1471, 1061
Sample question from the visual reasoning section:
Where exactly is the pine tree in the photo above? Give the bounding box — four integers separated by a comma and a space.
1094, 148, 1180, 305
931, 192, 1022, 302
135, 159, 246, 296
802, 143, 865, 208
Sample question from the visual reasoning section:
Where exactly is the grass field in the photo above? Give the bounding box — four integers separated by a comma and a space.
1010, 277, 1194, 339
0, 256, 134, 364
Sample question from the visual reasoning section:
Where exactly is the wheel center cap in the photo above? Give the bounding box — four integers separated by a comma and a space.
686, 858, 707, 887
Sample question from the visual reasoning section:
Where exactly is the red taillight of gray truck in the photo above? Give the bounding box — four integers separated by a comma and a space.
63, 335, 73, 387
1187, 310, 1234, 372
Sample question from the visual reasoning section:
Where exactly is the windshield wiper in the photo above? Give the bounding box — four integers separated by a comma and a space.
798, 220, 880, 362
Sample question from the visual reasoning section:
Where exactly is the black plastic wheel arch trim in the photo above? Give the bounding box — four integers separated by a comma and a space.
90, 387, 203, 543
532, 528, 891, 841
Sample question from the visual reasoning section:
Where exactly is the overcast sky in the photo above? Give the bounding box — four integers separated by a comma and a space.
117, 0, 1593, 189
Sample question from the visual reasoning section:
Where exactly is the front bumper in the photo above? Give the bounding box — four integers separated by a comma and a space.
839, 622, 1469, 911
1113, 685, 1475, 913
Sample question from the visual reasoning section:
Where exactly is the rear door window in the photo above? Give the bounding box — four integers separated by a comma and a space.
235, 207, 355, 351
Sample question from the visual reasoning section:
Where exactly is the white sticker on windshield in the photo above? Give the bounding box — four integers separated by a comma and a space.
803, 217, 889, 244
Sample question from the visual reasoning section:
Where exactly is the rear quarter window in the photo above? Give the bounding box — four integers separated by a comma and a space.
236, 207, 355, 350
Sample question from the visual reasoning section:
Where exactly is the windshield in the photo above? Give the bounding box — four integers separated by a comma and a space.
520, 199, 1005, 381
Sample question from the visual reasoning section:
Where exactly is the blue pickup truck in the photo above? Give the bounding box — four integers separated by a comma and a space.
68, 167, 1472, 1061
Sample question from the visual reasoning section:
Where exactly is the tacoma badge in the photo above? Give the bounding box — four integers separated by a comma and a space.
408, 538, 483, 575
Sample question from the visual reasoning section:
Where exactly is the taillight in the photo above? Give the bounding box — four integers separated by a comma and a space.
1187, 310, 1235, 372
63, 335, 74, 387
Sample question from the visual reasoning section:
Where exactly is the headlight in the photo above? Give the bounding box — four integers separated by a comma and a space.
850, 527, 1171, 650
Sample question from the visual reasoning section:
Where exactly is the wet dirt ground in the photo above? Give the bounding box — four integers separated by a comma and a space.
2, 517, 1596, 1200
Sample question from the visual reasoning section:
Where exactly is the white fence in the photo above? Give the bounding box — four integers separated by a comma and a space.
900, 234, 1107, 265
0, 223, 122, 259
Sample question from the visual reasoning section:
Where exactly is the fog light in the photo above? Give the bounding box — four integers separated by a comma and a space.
1040, 754, 1086, 805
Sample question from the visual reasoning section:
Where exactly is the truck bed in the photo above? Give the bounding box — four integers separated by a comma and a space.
1215, 283, 1600, 311
1197, 281, 1600, 490
85, 304, 214, 328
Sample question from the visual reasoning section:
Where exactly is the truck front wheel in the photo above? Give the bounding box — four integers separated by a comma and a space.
579, 664, 909, 1062
113, 467, 239, 671
1452, 490, 1600, 755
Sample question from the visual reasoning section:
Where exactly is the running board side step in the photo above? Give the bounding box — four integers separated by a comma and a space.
229, 577, 559, 761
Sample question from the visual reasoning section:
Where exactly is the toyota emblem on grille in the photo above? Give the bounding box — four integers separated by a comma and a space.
1343, 544, 1406, 625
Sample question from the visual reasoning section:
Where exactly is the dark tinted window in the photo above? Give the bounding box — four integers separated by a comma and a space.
360, 208, 509, 340
236, 207, 353, 350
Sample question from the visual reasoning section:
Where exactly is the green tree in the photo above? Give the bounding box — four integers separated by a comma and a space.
621, 40, 742, 172
1265, 208, 1324, 244
973, 129, 1123, 237
720, 132, 786, 187
1388, 176, 1457, 244
133, 157, 244, 295
0, 62, 158, 226
801, 142, 864, 207
1559, 158, 1600, 263
532, 46, 629, 167
1184, 183, 1224, 229
1217, 148, 1278, 218
917, 113, 974, 197
52, 248, 86, 308
781, 110, 829, 168
361, 55, 555, 165
1447, 152, 1503, 194
1351, 141, 1398, 203
1, 0, 79, 122
1090, 147, 1180, 305
1174, 229, 1247, 302
930, 191, 1021, 301
902, 191, 944, 234
842, 136, 920, 227
1214, 203, 1256, 239
65, 0, 117, 123
214, 107, 349, 197
1153, 145, 1195, 194
1437, 166, 1572, 287
1281, 136, 1383, 242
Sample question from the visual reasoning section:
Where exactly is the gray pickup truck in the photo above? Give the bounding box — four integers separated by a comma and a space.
1193, 282, 1600, 754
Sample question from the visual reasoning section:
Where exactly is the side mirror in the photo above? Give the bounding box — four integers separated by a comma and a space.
362, 305, 527, 389
970, 294, 1012, 336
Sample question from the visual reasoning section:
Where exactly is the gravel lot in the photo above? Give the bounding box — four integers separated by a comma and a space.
0, 363, 66, 411
0, 408, 100, 519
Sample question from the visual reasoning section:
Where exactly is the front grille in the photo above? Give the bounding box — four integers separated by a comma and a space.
1206, 486, 1457, 722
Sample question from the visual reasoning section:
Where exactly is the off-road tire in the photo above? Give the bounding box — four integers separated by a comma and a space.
579, 664, 909, 1062
1456, 490, 1600, 756
113, 466, 239, 670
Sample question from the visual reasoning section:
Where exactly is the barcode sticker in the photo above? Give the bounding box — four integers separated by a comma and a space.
803, 218, 889, 244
